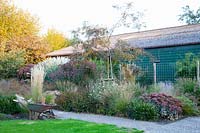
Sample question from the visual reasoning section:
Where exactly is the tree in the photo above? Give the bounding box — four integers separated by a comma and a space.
0, 0, 39, 50
179, 5, 200, 24
0, 0, 50, 64
71, 2, 145, 80
44, 29, 71, 51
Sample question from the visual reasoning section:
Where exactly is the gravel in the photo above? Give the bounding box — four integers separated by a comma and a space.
54, 110, 200, 133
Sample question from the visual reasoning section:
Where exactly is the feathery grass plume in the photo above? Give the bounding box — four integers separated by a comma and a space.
31, 65, 45, 103
30, 57, 69, 103
37, 57, 70, 74
37, 57, 70, 82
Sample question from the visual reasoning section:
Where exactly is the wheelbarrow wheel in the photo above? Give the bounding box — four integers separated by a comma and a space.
38, 113, 49, 120
44, 110, 56, 118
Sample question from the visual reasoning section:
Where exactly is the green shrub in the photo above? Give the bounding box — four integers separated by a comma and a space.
177, 96, 199, 116
175, 78, 197, 94
0, 95, 24, 114
0, 113, 13, 120
175, 78, 200, 106
113, 99, 129, 117
0, 51, 25, 79
127, 99, 159, 121
55, 91, 101, 113
176, 53, 197, 79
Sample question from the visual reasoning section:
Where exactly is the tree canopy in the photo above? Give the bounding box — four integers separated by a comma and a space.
179, 5, 200, 24
71, 2, 145, 79
44, 29, 71, 51
0, 0, 50, 64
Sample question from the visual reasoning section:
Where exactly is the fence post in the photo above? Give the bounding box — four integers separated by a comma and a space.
119, 64, 122, 81
197, 60, 200, 82
153, 62, 157, 84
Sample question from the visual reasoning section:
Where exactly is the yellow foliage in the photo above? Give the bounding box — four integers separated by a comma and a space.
0, 0, 39, 41
44, 29, 70, 51
0, 0, 50, 64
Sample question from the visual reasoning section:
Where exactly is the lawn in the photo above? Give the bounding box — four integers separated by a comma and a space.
0, 119, 143, 133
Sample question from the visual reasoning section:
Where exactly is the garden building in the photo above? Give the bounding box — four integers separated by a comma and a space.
47, 24, 200, 84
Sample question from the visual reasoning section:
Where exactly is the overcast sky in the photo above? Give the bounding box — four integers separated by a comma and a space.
14, 0, 200, 37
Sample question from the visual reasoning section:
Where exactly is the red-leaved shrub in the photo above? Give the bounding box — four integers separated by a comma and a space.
17, 64, 34, 80
142, 93, 183, 120
48, 60, 97, 86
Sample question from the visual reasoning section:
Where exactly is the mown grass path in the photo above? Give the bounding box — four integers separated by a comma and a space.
0, 119, 143, 133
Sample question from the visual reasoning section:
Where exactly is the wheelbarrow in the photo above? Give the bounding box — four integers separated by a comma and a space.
27, 103, 58, 120
13, 94, 58, 120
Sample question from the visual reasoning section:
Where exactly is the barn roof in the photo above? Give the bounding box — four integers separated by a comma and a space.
112, 24, 200, 48
46, 44, 113, 57
46, 45, 84, 57
47, 24, 200, 57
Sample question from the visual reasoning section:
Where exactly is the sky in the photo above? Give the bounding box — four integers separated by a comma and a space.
14, 0, 200, 37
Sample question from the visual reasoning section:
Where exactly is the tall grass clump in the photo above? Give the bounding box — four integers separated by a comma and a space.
31, 57, 70, 102
31, 65, 45, 103
88, 81, 140, 116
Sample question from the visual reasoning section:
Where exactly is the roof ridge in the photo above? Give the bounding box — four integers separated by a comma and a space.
122, 28, 200, 40
113, 24, 200, 39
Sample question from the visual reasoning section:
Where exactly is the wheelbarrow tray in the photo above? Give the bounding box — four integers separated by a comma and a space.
27, 104, 57, 113
27, 104, 58, 120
